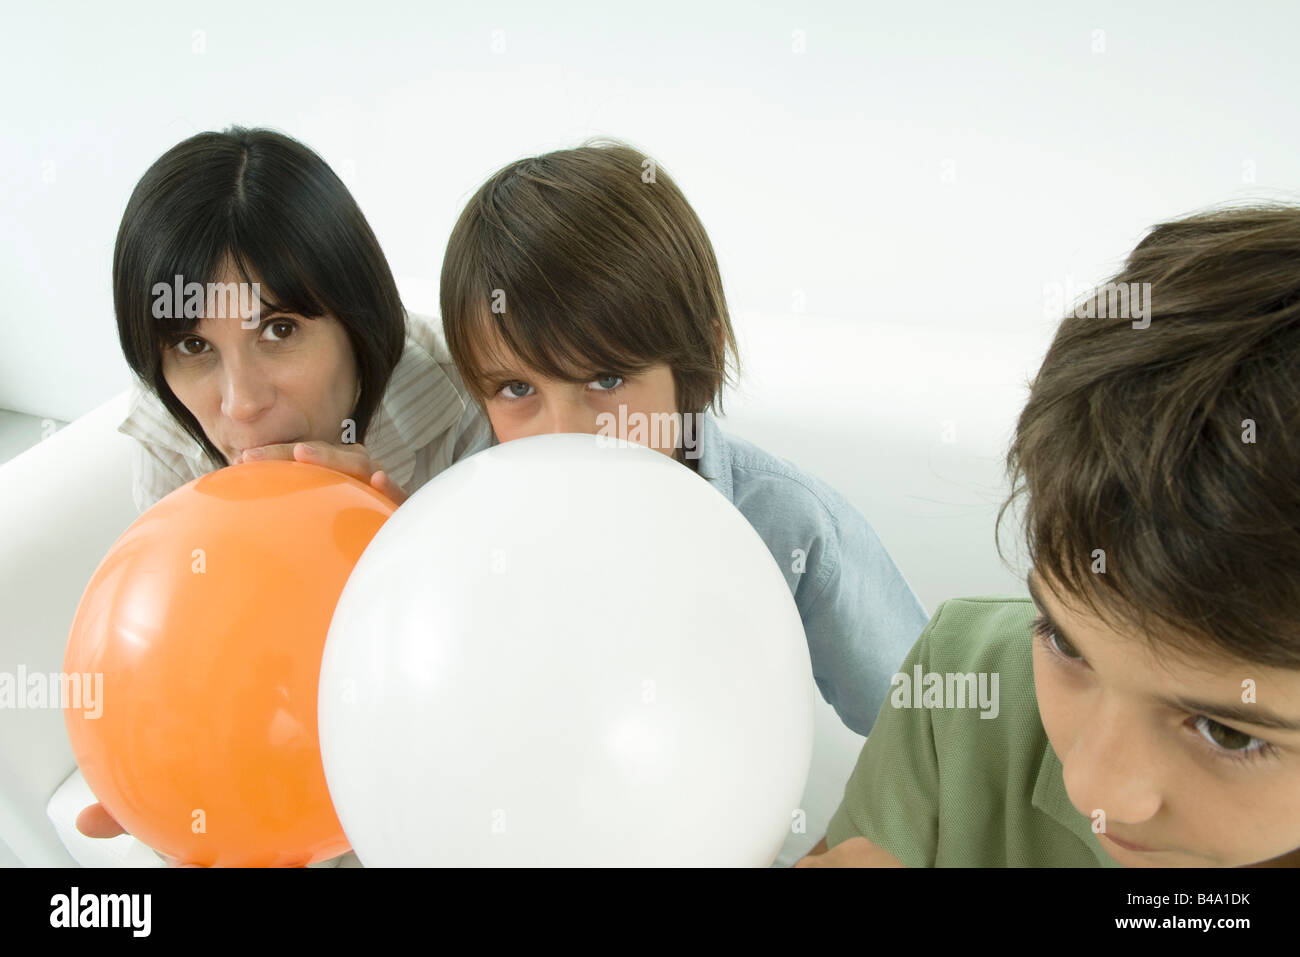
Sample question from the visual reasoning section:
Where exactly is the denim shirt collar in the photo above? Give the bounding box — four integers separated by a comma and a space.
690, 411, 733, 502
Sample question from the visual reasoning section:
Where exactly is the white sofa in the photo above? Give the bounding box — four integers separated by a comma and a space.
0, 310, 1041, 867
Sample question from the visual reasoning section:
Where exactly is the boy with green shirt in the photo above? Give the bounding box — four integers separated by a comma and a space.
799, 205, 1300, 868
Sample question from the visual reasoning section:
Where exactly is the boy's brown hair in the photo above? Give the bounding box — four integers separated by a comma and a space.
1000, 205, 1300, 668
440, 139, 738, 415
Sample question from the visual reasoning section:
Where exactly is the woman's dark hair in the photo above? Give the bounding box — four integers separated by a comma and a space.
440, 138, 738, 417
999, 204, 1300, 668
114, 126, 405, 467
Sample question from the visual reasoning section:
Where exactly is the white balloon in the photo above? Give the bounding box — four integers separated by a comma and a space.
319, 433, 813, 866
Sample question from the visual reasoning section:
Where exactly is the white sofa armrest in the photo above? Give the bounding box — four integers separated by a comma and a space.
46, 768, 165, 867
0, 388, 139, 866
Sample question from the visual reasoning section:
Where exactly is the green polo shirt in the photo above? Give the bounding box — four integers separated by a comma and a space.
826, 596, 1121, 867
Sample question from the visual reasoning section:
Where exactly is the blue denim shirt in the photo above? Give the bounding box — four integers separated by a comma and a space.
689, 413, 929, 736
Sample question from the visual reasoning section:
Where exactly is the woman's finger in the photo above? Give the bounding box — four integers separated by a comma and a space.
370, 470, 410, 506
76, 803, 126, 839
290, 442, 374, 483
241, 441, 375, 483
238, 443, 299, 462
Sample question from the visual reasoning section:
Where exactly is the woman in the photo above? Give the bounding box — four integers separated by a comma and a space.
73, 126, 491, 864
112, 125, 489, 511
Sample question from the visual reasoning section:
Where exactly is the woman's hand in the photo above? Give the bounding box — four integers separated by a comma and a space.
75, 801, 125, 839
240, 441, 409, 506
75, 802, 200, 867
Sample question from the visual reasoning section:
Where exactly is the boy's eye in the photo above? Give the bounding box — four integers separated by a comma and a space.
1032, 615, 1084, 662
590, 374, 624, 391
1052, 631, 1084, 661
498, 381, 535, 400
1191, 715, 1267, 755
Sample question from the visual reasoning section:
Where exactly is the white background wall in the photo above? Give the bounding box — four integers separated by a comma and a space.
4, 0, 1298, 421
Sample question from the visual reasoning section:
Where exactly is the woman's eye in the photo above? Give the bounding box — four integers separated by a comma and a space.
590, 374, 624, 391
261, 319, 297, 341
1192, 715, 1266, 754
175, 336, 208, 357
498, 381, 534, 399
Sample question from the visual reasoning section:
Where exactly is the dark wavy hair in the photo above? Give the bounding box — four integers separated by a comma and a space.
1000, 204, 1300, 668
113, 126, 405, 468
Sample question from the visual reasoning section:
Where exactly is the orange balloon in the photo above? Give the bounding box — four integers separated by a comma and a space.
63, 460, 395, 867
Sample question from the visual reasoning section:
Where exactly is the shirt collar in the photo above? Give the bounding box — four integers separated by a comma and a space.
690, 411, 733, 502
116, 330, 468, 489
360, 335, 466, 488
1031, 740, 1122, 867
116, 381, 220, 469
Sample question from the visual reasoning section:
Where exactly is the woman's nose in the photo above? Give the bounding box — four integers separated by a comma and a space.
220, 362, 275, 422
1060, 698, 1162, 826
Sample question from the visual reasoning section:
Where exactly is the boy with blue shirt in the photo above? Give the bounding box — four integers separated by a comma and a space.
799, 205, 1300, 868
438, 139, 928, 737
690, 413, 928, 735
